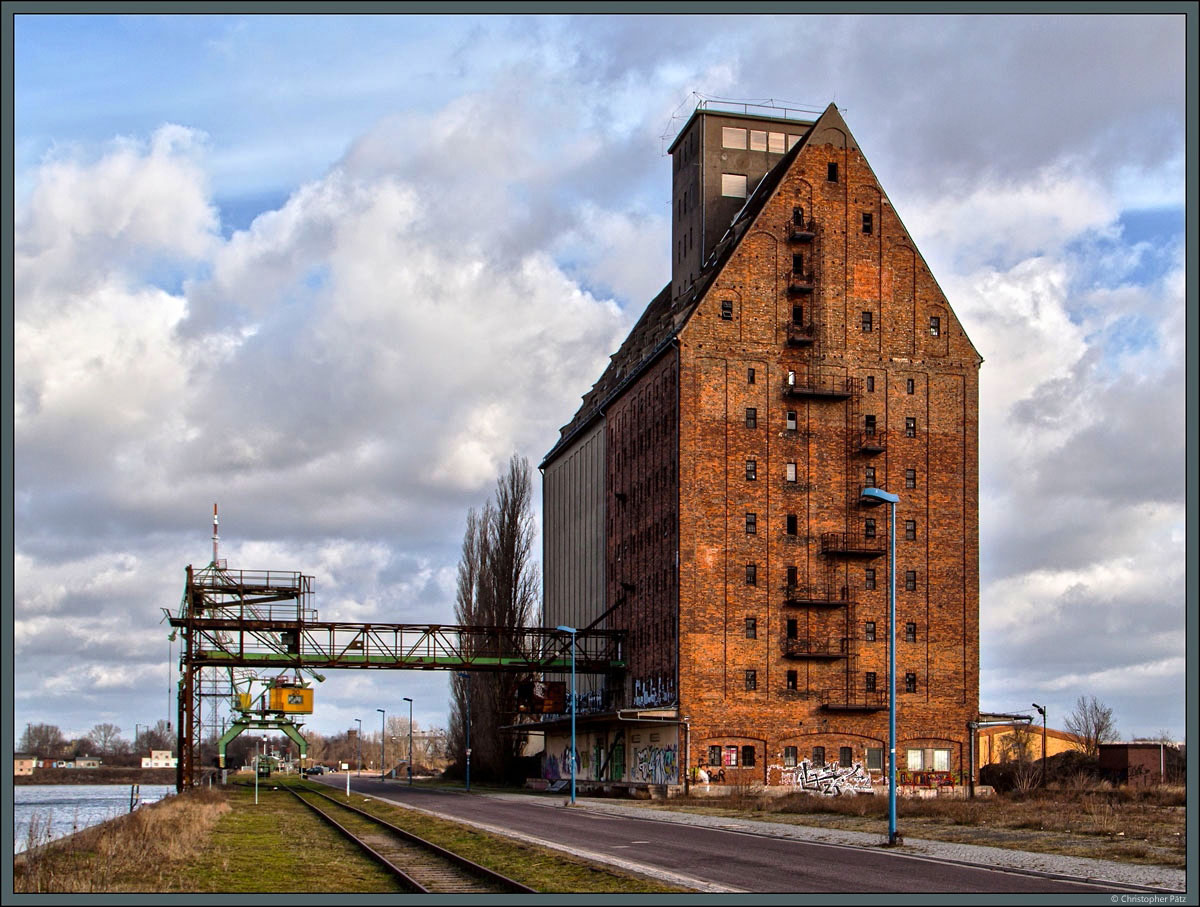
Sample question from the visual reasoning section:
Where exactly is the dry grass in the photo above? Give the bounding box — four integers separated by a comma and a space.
642, 784, 1186, 867
15, 788, 230, 893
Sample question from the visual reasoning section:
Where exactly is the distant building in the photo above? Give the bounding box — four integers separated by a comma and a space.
141, 749, 178, 768
55, 757, 101, 769
1099, 742, 1185, 787
976, 725, 1078, 769
14, 754, 36, 776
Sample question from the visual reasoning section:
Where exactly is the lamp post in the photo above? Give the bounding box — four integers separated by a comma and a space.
861, 486, 900, 846
1032, 703, 1048, 788
555, 625, 578, 805
457, 672, 472, 792
355, 718, 362, 775
376, 708, 385, 781
403, 697, 413, 786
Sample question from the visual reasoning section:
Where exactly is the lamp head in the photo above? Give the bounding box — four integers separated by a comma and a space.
555, 625, 577, 634
860, 487, 899, 504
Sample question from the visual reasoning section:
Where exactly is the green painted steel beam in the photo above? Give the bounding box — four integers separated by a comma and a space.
194, 651, 623, 671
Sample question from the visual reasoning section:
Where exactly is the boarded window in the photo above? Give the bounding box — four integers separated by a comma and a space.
722, 127, 747, 150
721, 173, 748, 198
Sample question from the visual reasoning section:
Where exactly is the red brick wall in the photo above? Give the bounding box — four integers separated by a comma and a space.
676, 140, 980, 783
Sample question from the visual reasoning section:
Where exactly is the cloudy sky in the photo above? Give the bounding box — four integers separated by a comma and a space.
10, 12, 1190, 748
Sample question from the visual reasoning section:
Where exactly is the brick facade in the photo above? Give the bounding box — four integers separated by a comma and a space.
541, 103, 980, 788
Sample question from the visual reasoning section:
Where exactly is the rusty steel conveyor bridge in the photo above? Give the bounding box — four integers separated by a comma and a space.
167, 563, 625, 790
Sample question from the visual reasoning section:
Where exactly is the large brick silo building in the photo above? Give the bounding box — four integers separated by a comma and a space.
538, 101, 981, 791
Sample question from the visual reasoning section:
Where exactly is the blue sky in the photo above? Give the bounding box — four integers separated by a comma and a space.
10, 12, 1190, 748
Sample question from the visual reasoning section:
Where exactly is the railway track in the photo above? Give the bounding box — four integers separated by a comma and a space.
288, 785, 537, 894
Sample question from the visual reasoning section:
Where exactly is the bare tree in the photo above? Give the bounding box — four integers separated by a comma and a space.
19, 723, 67, 758
1064, 695, 1119, 756
88, 723, 124, 759
1002, 723, 1035, 764
448, 455, 540, 783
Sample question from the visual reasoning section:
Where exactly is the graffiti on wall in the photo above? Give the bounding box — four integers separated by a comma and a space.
768, 760, 877, 795
631, 744, 678, 784
632, 675, 675, 708
898, 770, 961, 787
544, 744, 586, 781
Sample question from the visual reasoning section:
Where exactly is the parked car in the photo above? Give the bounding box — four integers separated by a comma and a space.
304, 766, 325, 776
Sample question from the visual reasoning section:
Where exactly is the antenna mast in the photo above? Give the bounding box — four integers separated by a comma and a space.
212, 503, 219, 566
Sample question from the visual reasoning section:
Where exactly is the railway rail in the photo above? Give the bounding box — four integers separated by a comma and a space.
288, 785, 537, 894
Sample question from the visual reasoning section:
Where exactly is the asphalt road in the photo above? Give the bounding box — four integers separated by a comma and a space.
314, 776, 1138, 894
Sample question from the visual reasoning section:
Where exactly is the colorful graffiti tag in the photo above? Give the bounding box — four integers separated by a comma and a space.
544, 745, 584, 781
631, 744, 678, 784
768, 759, 876, 795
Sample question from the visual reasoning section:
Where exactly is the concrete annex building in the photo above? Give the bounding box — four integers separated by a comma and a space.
539, 101, 981, 791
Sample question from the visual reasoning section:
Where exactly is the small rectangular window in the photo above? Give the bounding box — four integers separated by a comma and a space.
785, 462, 797, 483
865, 672, 877, 692
708, 745, 722, 766
930, 316, 941, 336
865, 466, 876, 485
745, 617, 757, 638
906, 378, 915, 394
827, 162, 838, 182
864, 414, 876, 436
786, 565, 798, 586
745, 563, 757, 586
746, 408, 757, 429
905, 520, 916, 541
785, 411, 797, 431
746, 458, 757, 481
749, 129, 767, 151
906, 572, 917, 593
744, 670, 757, 691
768, 132, 785, 154
786, 671, 798, 692
786, 514, 798, 536
905, 417, 916, 438
906, 469, 916, 489
786, 618, 798, 640
864, 621, 876, 642
864, 518, 876, 539
722, 126, 747, 150
812, 746, 826, 765
721, 173, 748, 198
905, 620, 917, 641
862, 212, 873, 234
742, 744, 757, 766
839, 746, 853, 768
862, 311, 873, 332
792, 252, 804, 274
932, 749, 951, 772
745, 512, 757, 534
784, 745, 798, 766
787, 134, 801, 151
723, 745, 739, 767
907, 748, 924, 770
866, 375, 875, 392
747, 367, 756, 384
720, 300, 733, 321
865, 569, 876, 590
905, 673, 917, 693
792, 205, 805, 225
866, 747, 883, 771
792, 304, 804, 324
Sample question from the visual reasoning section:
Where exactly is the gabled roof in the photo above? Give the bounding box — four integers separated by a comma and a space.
541, 106, 847, 469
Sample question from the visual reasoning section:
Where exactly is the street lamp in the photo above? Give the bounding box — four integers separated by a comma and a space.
555, 625, 578, 805
861, 486, 900, 846
456, 672, 472, 792
1032, 703, 1048, 788
403, 697, 413, 786
355, 718, 362, 775
376, 708, 385, 781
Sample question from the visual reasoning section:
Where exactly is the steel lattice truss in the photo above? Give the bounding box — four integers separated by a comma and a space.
169, 563, 625, 789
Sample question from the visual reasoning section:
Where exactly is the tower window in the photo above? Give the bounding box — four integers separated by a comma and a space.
827, 162, 838, 182
864, 414, 876, 436
746, 458, 757, 481
745, 563, 757, 586
905, 520, 916, 540
865, 466, 876, 485
865, 569, 876, 590
905, 469, 916, 489
905, 673, 918, 693
745, 512, 757, 534
745, 617, 757, 639
905, 417, 916, 438
785, 462, 797, 483
786, 514, 798, 536
862, 212, 873, 234
866, 375, 875, 392
721, 300, 733, 321
722, 173, 748, 198
792, 205, 805, 226
792, 252, 804, 274
906, 572, 917, 592
864, 621, 876, 641
792, 304, 804, 325
929, 316, 941, 336
786, 618, 798, 639
786, 671, 798, 692
905, 620, 917, 640
746, 408, 758, 429
864, 518, 876, 539
747, 367, 756, 384
745, 670, 757, 691
865, 672, 877, 692
862, 311, 873, 332
906, 378, 915, 394
785, 411, 797, 431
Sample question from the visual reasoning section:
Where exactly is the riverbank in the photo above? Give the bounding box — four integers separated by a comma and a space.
15, 767, 177, 786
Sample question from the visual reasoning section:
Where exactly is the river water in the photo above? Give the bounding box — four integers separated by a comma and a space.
13, 784, 176, 854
